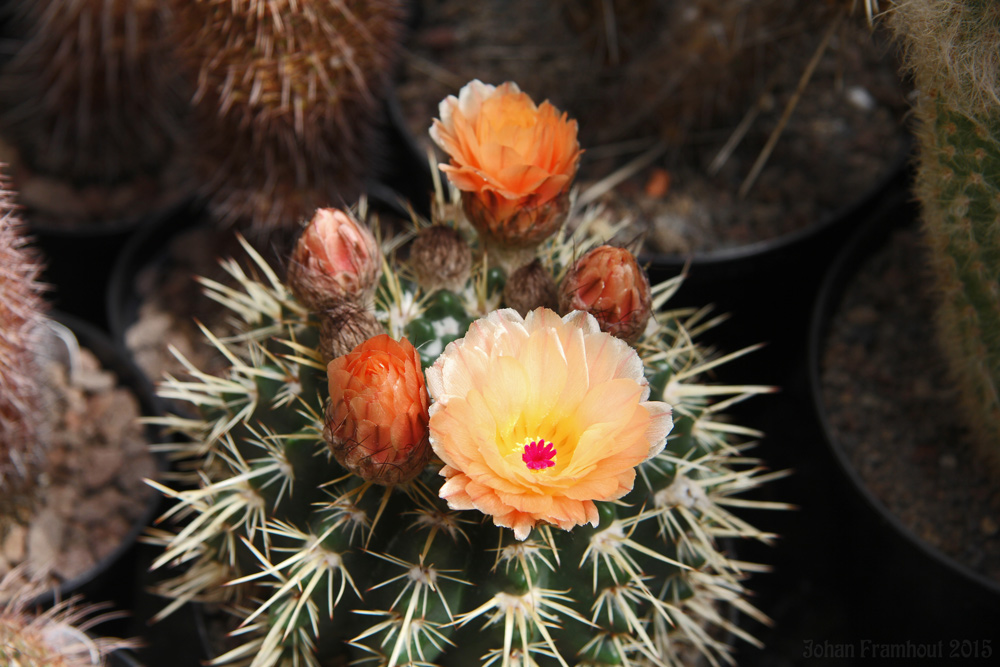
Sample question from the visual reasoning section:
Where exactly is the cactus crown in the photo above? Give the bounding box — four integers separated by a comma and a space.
149, 82, 785, 667
0, 178, 47, 518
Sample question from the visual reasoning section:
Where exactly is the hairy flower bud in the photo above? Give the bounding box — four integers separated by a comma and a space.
409, 225, 473, 293
324, 335, 431, 485
430, 80, 581, 250
287, 208, 381, 311
503, 259, 558, 316
558, 246, 653, 343
318, 303, 385, 366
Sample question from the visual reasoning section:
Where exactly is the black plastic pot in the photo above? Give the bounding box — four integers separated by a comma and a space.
28, 314, 166, 612
807, 206, 1000, 643
640, 139, 913, 313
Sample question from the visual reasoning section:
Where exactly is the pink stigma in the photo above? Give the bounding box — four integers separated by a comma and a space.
522, 440, 556, 470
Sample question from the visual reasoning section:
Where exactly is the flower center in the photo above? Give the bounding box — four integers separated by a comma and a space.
521, 439, 556, 471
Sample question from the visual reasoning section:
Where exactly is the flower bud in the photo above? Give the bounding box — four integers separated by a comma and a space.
503, 259, 558, 316
318, 303, 384, 366
430, 80, 581, 250
558, 245, 652, 343
409, 225, 472, 293
287, 208, 381, 311
324, 335, 431, 485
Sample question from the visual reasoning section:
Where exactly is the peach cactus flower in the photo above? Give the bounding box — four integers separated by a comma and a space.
559, 245, 653, 343
287, 207, 381, 310
325, 335, 431, 485
430, 80, 582, 249
426, 308, 672, 540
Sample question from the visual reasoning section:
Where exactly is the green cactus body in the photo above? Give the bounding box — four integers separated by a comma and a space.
170, 0, 406, 232
889, 0, 1000, 468
149, 192, 783, 667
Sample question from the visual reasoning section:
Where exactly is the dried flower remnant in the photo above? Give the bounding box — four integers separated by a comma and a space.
325, 334, 431, 485
559, 245, 653, 343
287, 208, 382, 310
426, 308, 672, 540
430, 80, 582, 250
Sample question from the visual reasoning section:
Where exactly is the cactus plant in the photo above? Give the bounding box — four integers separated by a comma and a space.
148, 81, 784, 667
0, 0, 189, 223
0, 178, 47, 525
1, 170, 160, 595
0, 567, 132, 667
168, 0, 407, 233
885, 0, 1000, 469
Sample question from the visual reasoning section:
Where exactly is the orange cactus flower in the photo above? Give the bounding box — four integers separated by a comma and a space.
430, 80, 582, 249
559, 245, 653, 343
425, 308, 672, 540
287, 207, 381, 310
325, 335, 431, 486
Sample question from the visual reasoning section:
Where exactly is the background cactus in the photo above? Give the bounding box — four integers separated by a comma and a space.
0, 0, 189, 222
169, 0, 407, 233
885, 0, 1000, 470
148, 191, 784, 666
0, 568, 131, 667
0, 179, 47, 526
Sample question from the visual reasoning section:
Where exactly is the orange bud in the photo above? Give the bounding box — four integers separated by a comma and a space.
287, 208, 381, 310
430, 80, 581, 249
324, 335, 431, 485
558, 246, 652, 343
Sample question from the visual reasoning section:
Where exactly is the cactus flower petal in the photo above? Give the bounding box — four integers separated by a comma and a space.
430, 80, 582, 249
427, 308, 672, 539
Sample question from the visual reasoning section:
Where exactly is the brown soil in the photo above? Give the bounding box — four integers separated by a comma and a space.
819, 225, 1000, 585
397, 1, 909, 255
0, 338, 158, 597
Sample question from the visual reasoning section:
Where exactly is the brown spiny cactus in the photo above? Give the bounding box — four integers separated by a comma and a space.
0, 1, 187, 193
170, 0, 407, 233
0, 178, 46, 524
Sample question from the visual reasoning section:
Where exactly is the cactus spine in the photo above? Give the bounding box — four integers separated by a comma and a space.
887, 0, 1000, 469
0, 179, 47, 525
170, 0, 406, 232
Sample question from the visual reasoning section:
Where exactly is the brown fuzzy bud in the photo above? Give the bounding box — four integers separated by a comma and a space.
324, 335, 431, 485
558, 245, 652, 343
286, 208, 381, 311
409, 225, 473, 293
503, 259, 558, 316
318, 304, 385, 366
